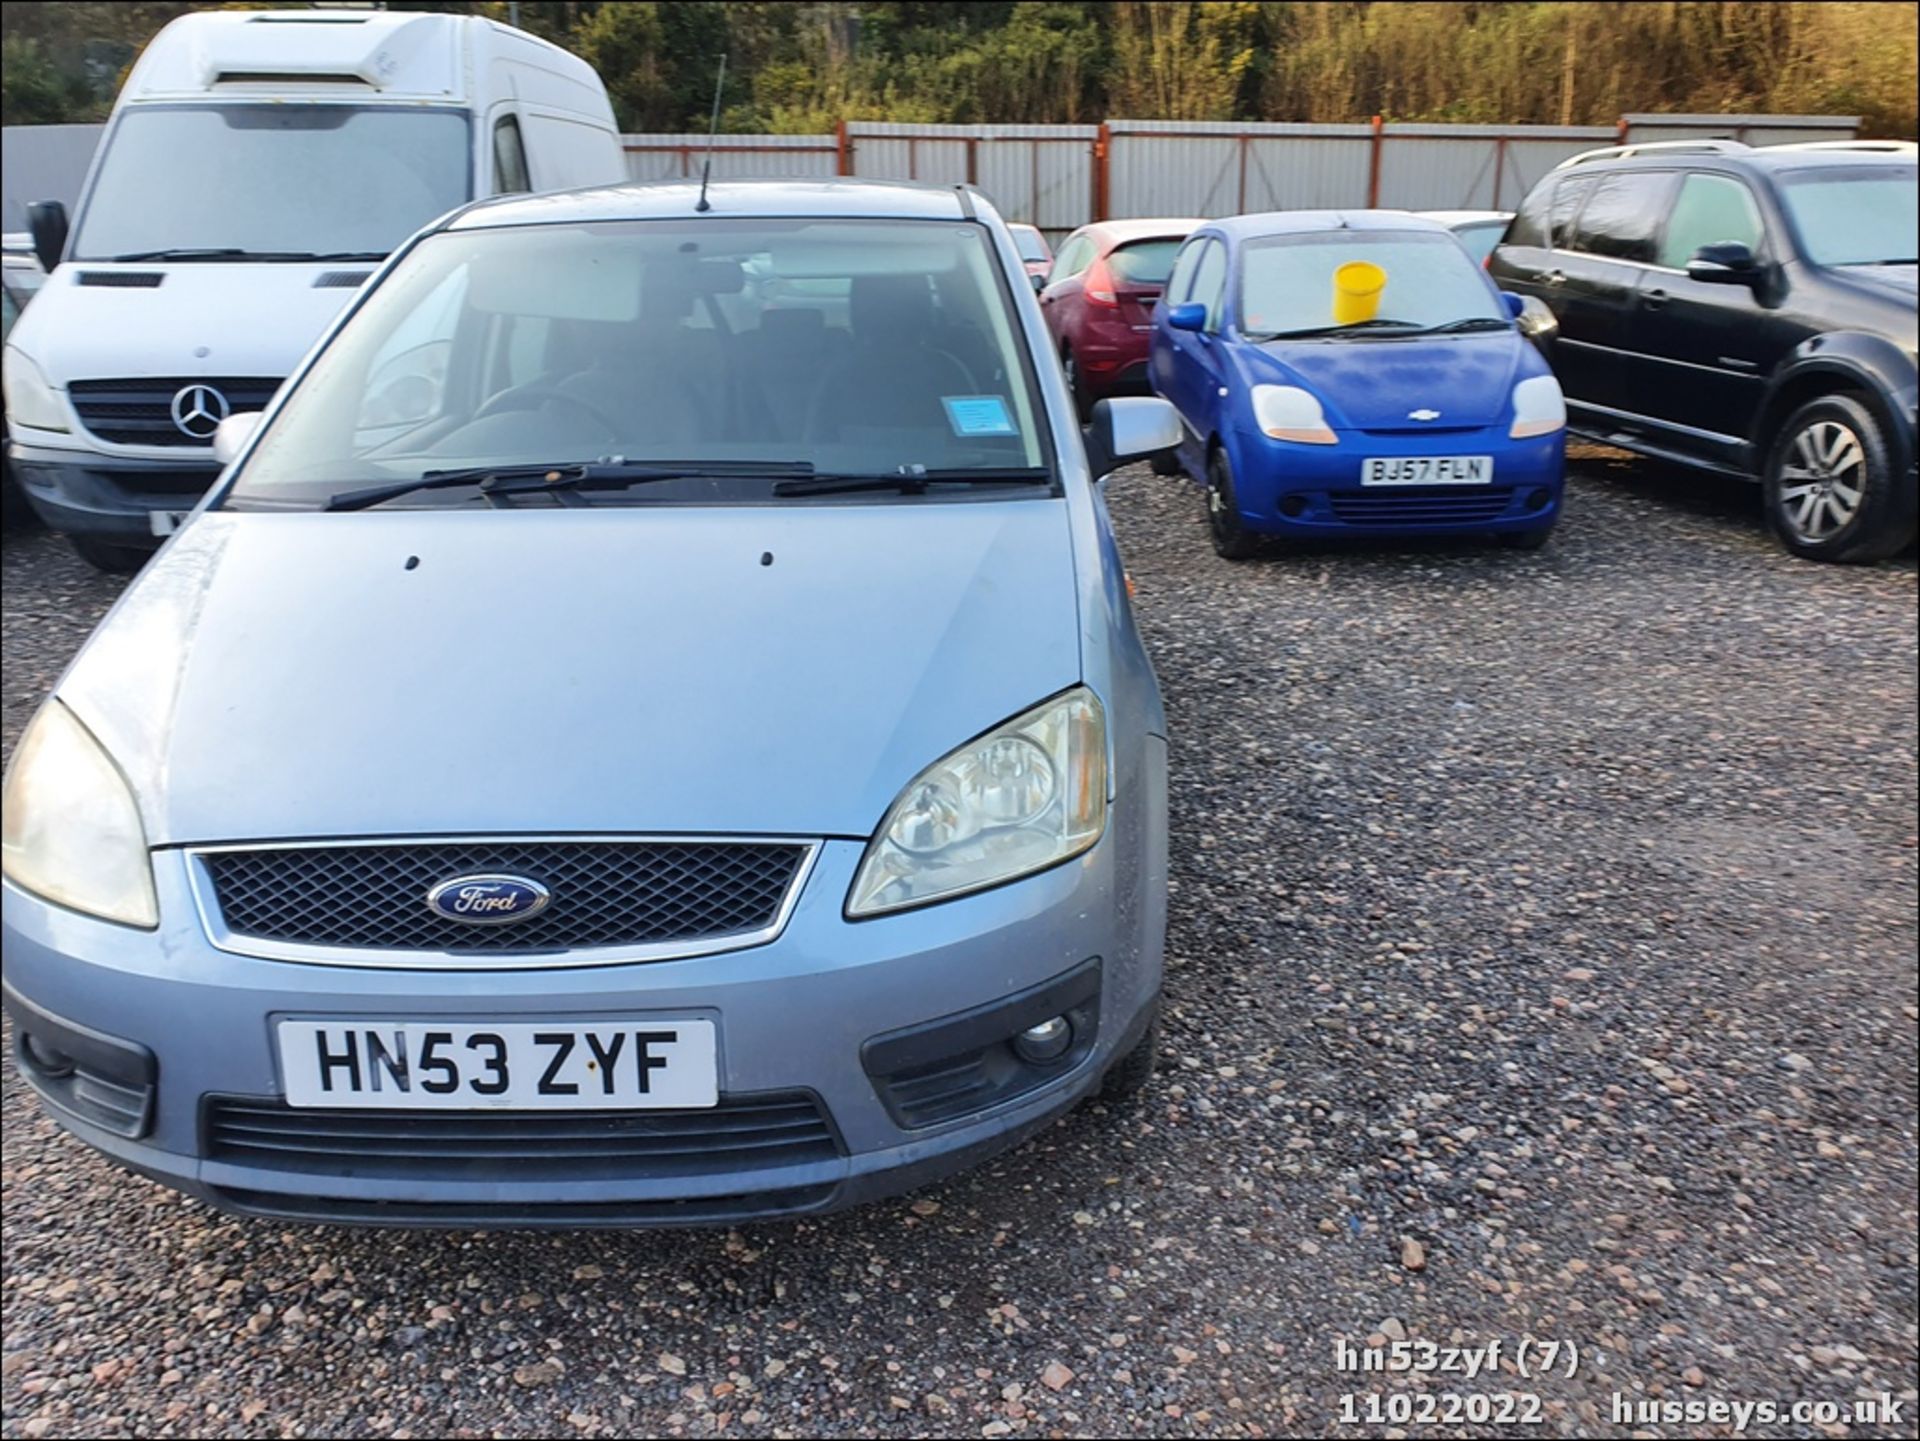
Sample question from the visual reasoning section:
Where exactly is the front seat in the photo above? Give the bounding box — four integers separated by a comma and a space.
805, 275, 978, 447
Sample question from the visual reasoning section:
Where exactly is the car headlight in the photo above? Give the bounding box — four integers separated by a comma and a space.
1, 347, 71, 433
847, 688, 1107, 917
1251, 384, 1337, 444
1, 700, 157, 928
1509, 374, 1566, 438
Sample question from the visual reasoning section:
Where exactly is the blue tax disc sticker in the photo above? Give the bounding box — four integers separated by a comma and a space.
942, 395, 1018, 436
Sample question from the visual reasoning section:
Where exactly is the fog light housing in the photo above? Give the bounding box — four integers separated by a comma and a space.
1525, 487, 1554, 512
1013, 1016, 1073, 1065
1278, 494, 1307, 518
21, 1033, 74, 1078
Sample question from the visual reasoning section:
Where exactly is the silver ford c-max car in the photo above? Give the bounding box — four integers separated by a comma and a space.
1, 179, 1175, 1226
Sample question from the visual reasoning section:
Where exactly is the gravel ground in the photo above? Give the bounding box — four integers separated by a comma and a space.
3, 453, 1916, 1439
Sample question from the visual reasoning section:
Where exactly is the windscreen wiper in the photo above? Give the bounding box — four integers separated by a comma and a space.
771, 467, 1053, 497
1245, 319, 1426, 341
109, 248, 389, 263
1417, 317, 1513, 334
322, 458, 816, 512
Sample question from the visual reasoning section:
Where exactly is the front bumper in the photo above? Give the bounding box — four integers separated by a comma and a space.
1, 784, 1166, 1226
9, 437, 217, 542
1229, 428, 1565, 537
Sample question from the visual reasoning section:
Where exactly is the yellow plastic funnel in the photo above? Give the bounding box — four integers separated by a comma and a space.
1332, 260, 1387, 325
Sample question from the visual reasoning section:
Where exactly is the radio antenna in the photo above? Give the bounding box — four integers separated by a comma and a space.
694, 53, 728, 213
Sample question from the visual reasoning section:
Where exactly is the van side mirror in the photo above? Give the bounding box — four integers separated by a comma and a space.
1686, 241, 1760, 285
1083, 396, 1182, 479
27, 201, 68, 273
212, 410, 263, 467
1166, 302, 1207, 332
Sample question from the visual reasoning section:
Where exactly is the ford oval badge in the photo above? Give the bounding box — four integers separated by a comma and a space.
426, 874, 551, 925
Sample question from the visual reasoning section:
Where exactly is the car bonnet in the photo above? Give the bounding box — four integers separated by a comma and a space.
52, 500, 1083, 844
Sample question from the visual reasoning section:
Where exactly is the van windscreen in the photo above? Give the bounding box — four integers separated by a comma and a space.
71, 105, 471, 262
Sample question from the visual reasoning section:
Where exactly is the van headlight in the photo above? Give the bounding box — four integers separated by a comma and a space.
1, 700, 157, 928
1509, 374, 1566, 438
1251, 385, 1337, 444
1, 348, 71, 433
847, 688, 1107, 917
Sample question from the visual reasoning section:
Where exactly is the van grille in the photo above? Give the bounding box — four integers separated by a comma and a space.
200, 839, 811, 955
67, 377, 281, 447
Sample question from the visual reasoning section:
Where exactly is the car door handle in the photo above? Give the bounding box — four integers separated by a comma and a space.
1643, 288, 1669, 310
1543, 269, 1566, 287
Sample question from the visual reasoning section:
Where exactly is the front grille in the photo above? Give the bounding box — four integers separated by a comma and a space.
204, 1091, 842, 1181
1328, 486, 1516, 526
68, 376, 281, 446
201, 840, 809, 954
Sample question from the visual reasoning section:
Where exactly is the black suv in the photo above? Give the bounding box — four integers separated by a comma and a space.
1490, 143, 1917, 562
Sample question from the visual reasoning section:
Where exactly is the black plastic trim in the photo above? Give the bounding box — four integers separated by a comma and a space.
2, 981, 157, 1138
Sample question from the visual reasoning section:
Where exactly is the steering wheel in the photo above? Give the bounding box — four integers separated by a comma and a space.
471, 386, 622, 435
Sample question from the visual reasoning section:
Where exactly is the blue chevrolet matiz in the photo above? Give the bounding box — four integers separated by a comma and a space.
1150, 212, 1567, 558
0, 179, 1181, 1227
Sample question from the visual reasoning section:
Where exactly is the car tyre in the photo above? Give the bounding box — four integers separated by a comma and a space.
1498, 526, 1553, 551
1763, 394, 1915, 564
69, 536, 152, 574
1206, 447, 1259, 560
1098, 1015, 1159, 1101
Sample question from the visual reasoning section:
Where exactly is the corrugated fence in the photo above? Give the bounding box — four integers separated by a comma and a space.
1, 113, 1861, 241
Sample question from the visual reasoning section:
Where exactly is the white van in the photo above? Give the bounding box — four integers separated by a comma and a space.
1, 8, 625, 570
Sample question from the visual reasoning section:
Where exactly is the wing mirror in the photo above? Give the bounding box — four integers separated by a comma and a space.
1500, 291, 1526, 318
1166, 302, 1207, 332
1513, 294, 1559, 347
1686, 241, 1761, 285
27, 201, 68, 273
212, 411, 263, 467
1084, 396, 1181, 479
1030, 272, 1047, 294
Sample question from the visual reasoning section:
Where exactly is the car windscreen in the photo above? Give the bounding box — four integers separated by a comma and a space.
1238, 230, 1507, 337
1776, 165, 1918, 266
1108, 238, 1184, 286
225, 217, 1051, 506
1011, 227, 1050, 262
70, 105, 471, 261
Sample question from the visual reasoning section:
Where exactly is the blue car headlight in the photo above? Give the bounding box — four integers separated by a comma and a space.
847, 688, 1107, 917
1509, 375, 1567, 439
1, 700, 157, 929
1252, 385, 1338, 444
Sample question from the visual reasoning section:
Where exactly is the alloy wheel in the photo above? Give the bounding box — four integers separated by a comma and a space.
1776, 419, 1865, 543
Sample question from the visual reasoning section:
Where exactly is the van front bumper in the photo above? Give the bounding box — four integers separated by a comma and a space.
9, 438, 217, 543
1, 789, 1167, 1227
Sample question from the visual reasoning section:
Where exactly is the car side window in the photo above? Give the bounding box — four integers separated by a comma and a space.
1189, 241, 1227, 330
1505, 179, 1553, 248
1657, 173, 1766, 269
493, 115, 531, 195
1548, 175, 1598, 250
1568, 172, 1675, 262
1049, 236, 1092, 283
1163, 239, 1204, 304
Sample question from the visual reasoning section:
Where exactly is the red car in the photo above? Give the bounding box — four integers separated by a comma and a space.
1039, 218, 1204, 411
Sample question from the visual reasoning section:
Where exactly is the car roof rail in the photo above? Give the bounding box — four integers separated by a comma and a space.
1554, 138, 1752, 169
1767, 138, 1917, 154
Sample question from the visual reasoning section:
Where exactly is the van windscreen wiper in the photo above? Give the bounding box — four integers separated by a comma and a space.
321, 458, 816, 512
772, 467, 1052, 497
109, 248, 389, 263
